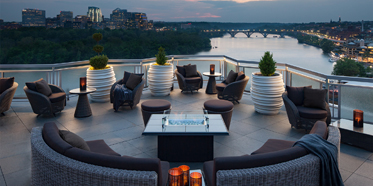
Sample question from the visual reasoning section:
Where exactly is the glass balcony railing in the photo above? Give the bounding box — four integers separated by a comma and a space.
1, 55, 373, 122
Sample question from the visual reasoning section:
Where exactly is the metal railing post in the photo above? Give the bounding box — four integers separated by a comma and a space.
338, 85, 341, 119
325, 78, 329, 103
1, 72, 4, 78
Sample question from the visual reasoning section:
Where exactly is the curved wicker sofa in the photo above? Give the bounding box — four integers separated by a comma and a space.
203, 122, 340, 186
31, 125, 168, 186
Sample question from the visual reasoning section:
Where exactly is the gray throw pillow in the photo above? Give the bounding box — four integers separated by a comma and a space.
225, 70, 238, 84
122, 71, 144, 85
0, 77, 14, 94
286, 85, 311, 106
35, 79, 52, 96
185, 64, 198, 77
303, 87, 327, 110
59, 130, 90, 151
126, 73, 143, 90
235, 71, 245, 81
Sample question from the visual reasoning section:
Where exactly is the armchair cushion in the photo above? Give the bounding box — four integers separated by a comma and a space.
26, 78, 43, 91
0, 77, 14, 94
86, 140, 121, 156
59, 130, 91, 151
176, 65, 187, 77
203, 160, 215, 186
35, 79, 52, 96
235, 71, 246, 81
48, 92, 66, 103
184, 64, 198, 77
297, 106, 328, 119
216, 83, 227, 91
204, 100, 234, 112
42, 122, 72, 154
286, 85, 311, 106
185, 77, 201, 84
122, 71, 144, 85
126, 73, 143, 90
225, 70, 238, 84
251, 139, 294, 155
303, 87, 327, 110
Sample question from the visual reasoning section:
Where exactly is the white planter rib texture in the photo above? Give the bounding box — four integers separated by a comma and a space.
148, 64, 173, 96
87, 66, 116, 102
251, 72, 285, 115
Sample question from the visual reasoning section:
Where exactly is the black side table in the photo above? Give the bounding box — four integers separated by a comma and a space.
203, 72, 222, 94
69, 88, 96, 118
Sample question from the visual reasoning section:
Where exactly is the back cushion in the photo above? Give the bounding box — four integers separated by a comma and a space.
59, 130, 90, 151
123, 71, 144, 85
176, 66, 186, 77
235, 71, 245, 82
286, 86, 311, 106
225, 70, 238, 84
303, 87, 327, 110
42, 122, 72, 154
184, 64, 198, 77
35, 79, 52, 96
26, 78, 43, 92
126, 73, 143, 90
0, 77, 14, 94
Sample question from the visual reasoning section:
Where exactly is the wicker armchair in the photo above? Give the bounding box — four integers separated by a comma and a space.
216, 76, 249, 103
282, 92, 331, 131
0, 82, 18, 115
110, 78, 145, 109
24, 84, 66, 117
175, 69, 203, 93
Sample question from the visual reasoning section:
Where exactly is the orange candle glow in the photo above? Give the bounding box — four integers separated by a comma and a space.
178, 165, 190, 186
190, 172, 202, 186
168, 167, 183, 186
353, 109, 364, 127
80, 77, 86, 91
210, 64, 215, 74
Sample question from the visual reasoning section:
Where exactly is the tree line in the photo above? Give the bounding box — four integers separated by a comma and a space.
0, 27, 214, 64
296, 34, 335, 53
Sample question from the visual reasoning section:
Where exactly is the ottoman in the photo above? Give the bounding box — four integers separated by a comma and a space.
141, 99, 171, 127
203, 100, 234, 130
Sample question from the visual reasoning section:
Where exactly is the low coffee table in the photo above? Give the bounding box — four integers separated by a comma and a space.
69, 88, 96, 118
202, 72, 222, 94
143, 110, 228, 162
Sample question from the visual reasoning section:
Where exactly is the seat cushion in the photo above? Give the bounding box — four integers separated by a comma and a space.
251, 139, 295, 155
185, 77, 201, 84
86, 140, 121, 156
235, 71, 245, 82
176, 65, 187, 77
161, 161, 170, 186
216, 83, 227, 91
42, 122, 72, 155
141, 99, 171, 112
126, 73, 143, 90
203, 160, 215, 186
297, 106, 328, 119
185, 64, 198, 77
49, 92, 66, 103
309, 121, 328, 139
26, 78, 43, 92
204, 100, 234, 112
303, 87, 327, 110
123, 71, 144, 85
59, 130, 90, 151
0, 77, 14, 94
35, 79, 52, 96
286, 85, 311, 106
225, 70, 238, 84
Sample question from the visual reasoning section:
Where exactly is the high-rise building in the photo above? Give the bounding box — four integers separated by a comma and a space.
60, 11, 73, 26
22, 8, 46, 27
339, 16, 341, 23
110, 8, 129, 22
131, 12, 148, 30
87, 7, 102, 22
46, 17, 59, 29
73, 15, 90, 29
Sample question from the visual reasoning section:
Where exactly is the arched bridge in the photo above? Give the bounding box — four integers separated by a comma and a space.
203, 29, 300, 38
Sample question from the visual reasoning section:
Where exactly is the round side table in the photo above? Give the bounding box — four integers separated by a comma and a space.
69, 88, 96, 118
202, 72, 222, 94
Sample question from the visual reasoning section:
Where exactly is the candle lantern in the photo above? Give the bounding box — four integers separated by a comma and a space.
178, 165, 190, 186
210, 64, 215, 74
80, 77, 87, 91
168, 167, 183, 186
190, 172, 202, 186
353, 109, 364, 128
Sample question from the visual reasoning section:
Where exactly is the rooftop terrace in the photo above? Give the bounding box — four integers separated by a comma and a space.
1, 82, 373, 186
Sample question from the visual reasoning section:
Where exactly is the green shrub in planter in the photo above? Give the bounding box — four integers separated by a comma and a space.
155, 47, 168, 65
89, 55, 108, 70
93, 45, 104, 54
259, 51, 277, 76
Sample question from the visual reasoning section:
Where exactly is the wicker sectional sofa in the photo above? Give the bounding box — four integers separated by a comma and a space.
31, 122, 169, 186
203, 121, 340, 186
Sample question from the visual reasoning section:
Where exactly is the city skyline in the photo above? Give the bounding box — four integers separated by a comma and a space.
0, 0, 372, 23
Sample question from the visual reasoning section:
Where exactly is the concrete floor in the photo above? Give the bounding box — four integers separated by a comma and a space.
1, 84, 373, 186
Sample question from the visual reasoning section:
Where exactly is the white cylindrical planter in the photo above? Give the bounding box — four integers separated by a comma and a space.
148, 64, 173, 96
251, 72, 285, 115
87, 66, 116, 102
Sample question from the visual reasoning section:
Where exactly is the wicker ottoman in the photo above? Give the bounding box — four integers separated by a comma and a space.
204, 100, 234, 130
141, 99, 171, 127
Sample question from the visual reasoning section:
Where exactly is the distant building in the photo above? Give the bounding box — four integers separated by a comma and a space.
0, 22, 22, 30
64, 21, 73, 28
110, 8, 130, 22
339, 16, 341, 23
46, 17, 59, 29
73, 21, 82, 29
0, 19, 3, 24
74, 15, 90, 29
131, 12, 148, 30
22, 8, 46, 27
87, 7, 102, 22
60, 11, 73, 27
181, 23, 192, 29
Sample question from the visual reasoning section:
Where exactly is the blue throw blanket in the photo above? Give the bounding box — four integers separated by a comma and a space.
293, 134, 344, 186
113, 84, 133, 111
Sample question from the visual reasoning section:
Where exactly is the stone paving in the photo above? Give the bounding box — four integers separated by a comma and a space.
1, 84, 373, 185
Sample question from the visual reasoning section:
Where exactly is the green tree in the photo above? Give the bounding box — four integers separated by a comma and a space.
362, 50, 370, 62
332, 58, 364, 77
320, 39, 335, 53
259, 51, 276, 76
155, 47, 167, 65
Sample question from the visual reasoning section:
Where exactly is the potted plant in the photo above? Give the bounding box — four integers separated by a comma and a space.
251, 51, 284, 114
148, 47, 173, 96
86, 33, 116, 102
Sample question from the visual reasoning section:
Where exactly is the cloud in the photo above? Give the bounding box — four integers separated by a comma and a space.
172, 13, 221, 19
188, 0, 275, 3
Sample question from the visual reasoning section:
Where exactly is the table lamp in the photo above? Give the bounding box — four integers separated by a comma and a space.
353, 109, 363, 128
80, 77, 87, 91
210, 64, 215, 74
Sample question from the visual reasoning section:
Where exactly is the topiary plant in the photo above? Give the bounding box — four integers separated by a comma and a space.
155, 47, 168, 65
258, 51, 277, 76
89, 55, 108, 70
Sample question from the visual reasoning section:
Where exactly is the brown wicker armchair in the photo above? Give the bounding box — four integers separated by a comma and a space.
175, 69, 203, 93
0, 82, 18, 115
24, 84, 66, 117
216, 76, 249, 104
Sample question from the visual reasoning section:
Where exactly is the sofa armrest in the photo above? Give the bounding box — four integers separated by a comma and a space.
175, 70, 187, 89
197, 71, 203, 88
325, 101, 331, 125
49, 84, 64, 93
222, 76, 249, 100
24, 86, 53, 115
282, 92, 302, 128
131, 79, 145, 105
